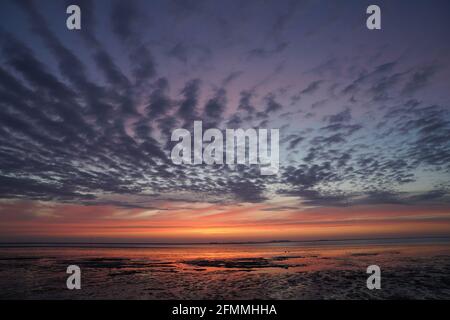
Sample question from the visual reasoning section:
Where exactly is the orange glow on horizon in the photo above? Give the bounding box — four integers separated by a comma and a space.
0, 199, 449, 242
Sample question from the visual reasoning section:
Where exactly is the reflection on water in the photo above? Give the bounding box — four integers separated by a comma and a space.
1, 238, 449, 299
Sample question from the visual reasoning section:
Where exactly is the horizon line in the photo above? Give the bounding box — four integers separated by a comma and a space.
1, 235, 449, 248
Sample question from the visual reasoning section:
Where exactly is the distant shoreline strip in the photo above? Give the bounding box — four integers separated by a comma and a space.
0, 236, 449, 248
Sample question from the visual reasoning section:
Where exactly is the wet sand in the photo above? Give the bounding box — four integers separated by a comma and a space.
0, 240, 449, 299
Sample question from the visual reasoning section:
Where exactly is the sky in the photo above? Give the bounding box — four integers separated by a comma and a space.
0, 0, 449, 242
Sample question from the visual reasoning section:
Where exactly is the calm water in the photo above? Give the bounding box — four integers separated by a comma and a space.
1, 238, 449, 299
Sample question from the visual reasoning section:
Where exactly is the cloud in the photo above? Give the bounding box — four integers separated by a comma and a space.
168, 42, 189, 64
178, 79, 201, 125
264, 94, 283, 114
111, 0, 156, 83
146, 78, 173, 118
326, 108, 352, 124
203, 88, 227, 127
247, 42, 289, 59
0, 0, 449, 219
222, 71, 243, 87
287, 136, 304, 150
111, 0, 142, 42
301, 80, 323, 95
402, 65, 438, 95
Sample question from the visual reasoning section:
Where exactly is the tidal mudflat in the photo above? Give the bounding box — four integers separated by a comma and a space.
1, 239, 449, 299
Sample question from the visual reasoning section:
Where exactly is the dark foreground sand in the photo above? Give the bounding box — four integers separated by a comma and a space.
0, 241, 449, 299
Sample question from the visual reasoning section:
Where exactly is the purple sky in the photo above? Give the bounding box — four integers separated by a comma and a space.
0, 0, 449, 241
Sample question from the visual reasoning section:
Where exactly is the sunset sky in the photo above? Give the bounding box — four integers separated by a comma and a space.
0, 0, 449, 242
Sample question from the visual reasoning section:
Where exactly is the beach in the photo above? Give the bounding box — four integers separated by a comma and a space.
1, 238, 449, 299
